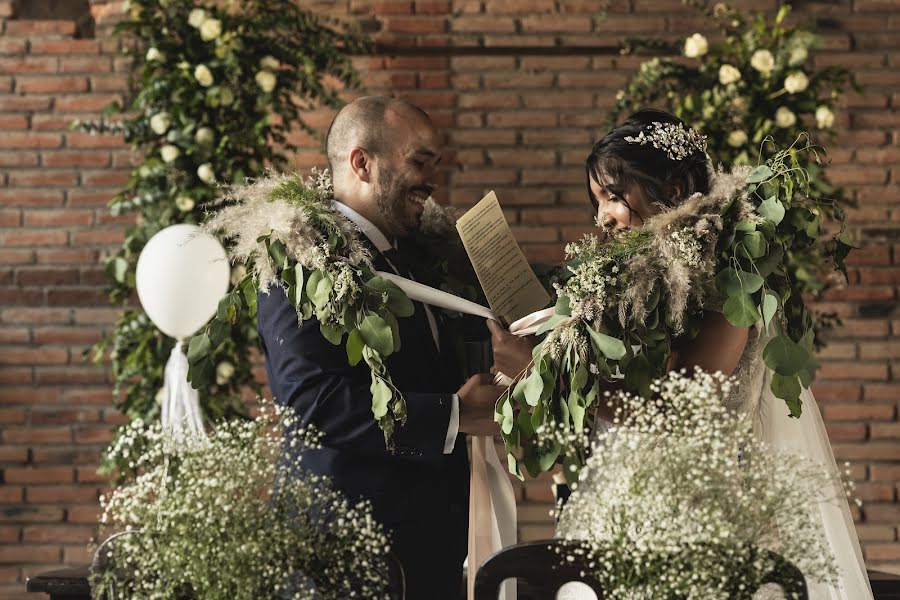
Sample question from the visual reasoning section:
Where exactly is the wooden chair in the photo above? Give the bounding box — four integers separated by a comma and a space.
473, 539, 809, 600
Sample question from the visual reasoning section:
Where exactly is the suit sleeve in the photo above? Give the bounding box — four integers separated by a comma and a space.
257, 287, 455, 461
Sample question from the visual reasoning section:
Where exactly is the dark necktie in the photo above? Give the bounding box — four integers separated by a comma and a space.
380, 247, 412, 278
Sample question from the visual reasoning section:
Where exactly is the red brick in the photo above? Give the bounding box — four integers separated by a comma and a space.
9, 171, 79, 188
0, 133, 62, 150
28, 39, 101, 54
823, 403, 895, 421
4, 467, 74, 484
0, 151, 39, 167
0, 94, 55, 111
65, 505, 101, 524
0, 56, 57, 73
0, 230, 67, 247
41, 151, 111, 168
59, 57, 113, 73
5, 19, 76, 35
22, 525, 95, 544
818, 361, 889, 381
16, 76, 89, 94
0, 114, 28, 129
832, 442, 900, 460
54, 94, 121, 113
0, 545, 60, 564
520, 14, 594, 32
32, 327, 102, 345
35, 367, 107, 385
451, 16, 516, 33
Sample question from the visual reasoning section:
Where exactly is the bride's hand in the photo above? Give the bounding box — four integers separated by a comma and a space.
487, 319, 535, 379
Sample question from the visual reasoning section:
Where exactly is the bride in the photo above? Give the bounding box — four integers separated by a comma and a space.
490, 109, 872, 599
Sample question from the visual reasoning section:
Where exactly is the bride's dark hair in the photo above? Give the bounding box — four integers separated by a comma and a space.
586, 108, 710, 215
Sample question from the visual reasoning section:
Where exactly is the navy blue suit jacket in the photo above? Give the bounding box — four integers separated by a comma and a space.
258, 247, 471, 599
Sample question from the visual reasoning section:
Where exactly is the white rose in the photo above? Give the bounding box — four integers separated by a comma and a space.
259, 55, 280, 70
784, 71, 809, 94
255, 70, 277, 93
683, 33, 709, 58
215, 361, 235, 385
149, 112, 170, 135
200, 18, 221, 41
815, 105, 835, 129
230, 265, 247, 286
750, 49, 775, 75
727, 130, 748, 147
789, 46, 808, 66
160, 144, 180, 163
194, 64, 214, 87
175, 194, 195, 212
195, 127, 215, 145
197, 163, 216, 185
718, 64, 742, 86
146, 47, 164, 62
775, 106, 797, 128
188, 8, 207, 28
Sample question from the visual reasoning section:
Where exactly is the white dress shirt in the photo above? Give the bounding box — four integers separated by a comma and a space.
332, 201, 460, 453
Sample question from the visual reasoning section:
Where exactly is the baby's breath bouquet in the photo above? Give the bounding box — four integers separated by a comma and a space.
556, 370, 843, 599
92, 404, 391, 600
496, 138, 851, 481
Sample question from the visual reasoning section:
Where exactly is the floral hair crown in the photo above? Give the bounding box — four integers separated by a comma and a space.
624, 121, 708, 161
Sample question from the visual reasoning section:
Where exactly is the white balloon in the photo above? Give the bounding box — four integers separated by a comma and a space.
136, 224, 230, 340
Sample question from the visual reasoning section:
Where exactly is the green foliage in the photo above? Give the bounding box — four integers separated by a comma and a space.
497, 140, 851, 482
613, 2, 856, 202
80, 0, 369, 477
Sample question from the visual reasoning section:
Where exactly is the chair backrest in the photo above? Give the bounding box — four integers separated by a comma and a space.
473, 539, 809, 600
473, 540, 605, 599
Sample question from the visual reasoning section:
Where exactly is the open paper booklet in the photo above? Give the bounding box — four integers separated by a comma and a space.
377, 191, 553, 335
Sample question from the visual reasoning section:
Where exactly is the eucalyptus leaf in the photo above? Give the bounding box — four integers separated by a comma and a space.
523, 371, 545, 407
187, 334, 211, 365
715, 268, 764, 296
747, 164, 773, 184
320, 321, 344, 345
538, 441, 561, 472
758, 195, 785, 225
743, 231, 767, 258
762, 291, 778, 332
587, 328, 627, 360
723, 293, 761, 327
771, 373, 802, 416
763, 335, 809, 376
370, 376, 392, 419
346, 329, 364, 366
359, 314, 394, 357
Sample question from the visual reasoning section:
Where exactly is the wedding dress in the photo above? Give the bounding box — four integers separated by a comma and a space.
556, 327, 874, 600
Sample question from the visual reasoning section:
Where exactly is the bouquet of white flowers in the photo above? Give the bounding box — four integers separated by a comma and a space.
556, 370, 847, 600
92, 404, 392, 600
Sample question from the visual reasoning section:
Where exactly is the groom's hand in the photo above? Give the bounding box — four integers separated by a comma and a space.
487, 319, 536, 379
457, 374, 504, 436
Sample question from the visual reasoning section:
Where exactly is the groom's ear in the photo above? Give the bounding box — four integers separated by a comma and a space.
349, 147, 372, 183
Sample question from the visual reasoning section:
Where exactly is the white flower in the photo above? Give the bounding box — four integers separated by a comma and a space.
175, 195, 195, 212
146, 47, 164, 62
194, 64, 214, 87
197, 163, 216, 185
815, 105, 835, 129
775, 106, 797, 128
727, 130, 748, 147
750, 49, 775, 75
259, 55, 280, 70
683, 33, 708, 58
230, 265, 247, 286
188, 8, 207, 28
195, 127, 215, 145
160, 144, 180, 163
718, 64, 741, 86
255, 70, 277, 93
215, 361, 235, 385
149, 112, 170, 135
200, 18, 221, 41
784, 71, 809, 94
789, 46, 808, 66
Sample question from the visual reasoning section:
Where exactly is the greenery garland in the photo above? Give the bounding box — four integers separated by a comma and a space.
187, 171, 473, 450
613, 2, 856, 201
496, 138, 852, 482
77, 0, 369, 476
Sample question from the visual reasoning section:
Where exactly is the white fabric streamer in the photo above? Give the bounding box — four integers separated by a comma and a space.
160, 342, 206, 439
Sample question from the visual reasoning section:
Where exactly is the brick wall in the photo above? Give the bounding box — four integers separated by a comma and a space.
1, 0, 898, 596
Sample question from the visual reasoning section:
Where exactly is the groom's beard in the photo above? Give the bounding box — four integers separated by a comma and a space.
374, 170, 422, 238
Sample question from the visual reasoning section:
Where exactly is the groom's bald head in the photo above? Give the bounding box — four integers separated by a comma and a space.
325, 96, 431, 176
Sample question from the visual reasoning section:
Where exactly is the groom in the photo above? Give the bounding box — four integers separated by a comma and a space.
257, 96, 504, 600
